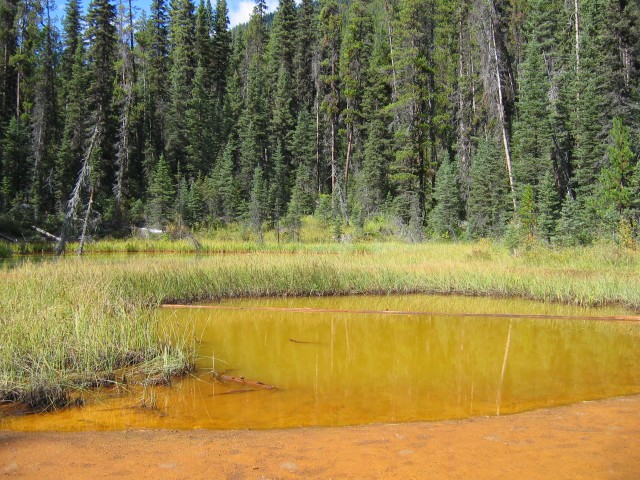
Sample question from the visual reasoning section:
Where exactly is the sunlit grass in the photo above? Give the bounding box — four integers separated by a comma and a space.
1, 239, 639, 409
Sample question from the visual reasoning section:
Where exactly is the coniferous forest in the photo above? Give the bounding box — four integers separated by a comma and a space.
0, 0, 639, 246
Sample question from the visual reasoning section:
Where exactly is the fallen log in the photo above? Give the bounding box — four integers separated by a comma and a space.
211, 372, 277, 390
0, 231, 17, 242
32, 226, 61, 242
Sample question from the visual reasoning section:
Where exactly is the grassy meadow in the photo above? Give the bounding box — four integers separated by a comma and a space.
1, 236, 640, 410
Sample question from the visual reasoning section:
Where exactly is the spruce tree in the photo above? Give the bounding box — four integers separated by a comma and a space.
318, 0, 342, 214
512, 35, 552, 189
187, 62, 215, 176
269, 141, 289, 238
556, 193, 592, 246
596, 118, 637, 237
571, 0, 610, 199
166, 0, 195, 173
1, 116, 30, 211
429, 156, 460, 239
56, 37, 88, 211
339, 0, 373, 205
357, 31, 392, 217
290, 108, 318, 198
389, 0, 436, 220
285, 162, 313, 241
238, 50, 268, 199
60, 0, 82, 92
212, 0, 231, 103
248, 165, 266, 241
536, 170, 561, 243
144, 0, 170, 165
29, 5, 59, 222
466, 138, 510, 238
85, 0, 118, 204
293, 0, 316, 109
0, 0, 18, 126
146, 154, 175, 226
213, 135, 239, 224
211, 0, 230, 155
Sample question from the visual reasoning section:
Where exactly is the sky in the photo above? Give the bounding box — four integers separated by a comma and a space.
52, 0, 279, 30
228, 0, 279, 26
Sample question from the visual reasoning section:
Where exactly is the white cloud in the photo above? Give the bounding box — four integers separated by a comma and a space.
266, 0, 279, 12
228, 0, 280, 28
229, 1, 255, 27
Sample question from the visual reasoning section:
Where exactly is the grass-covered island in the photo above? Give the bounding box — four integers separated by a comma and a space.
1, 238, 639, 410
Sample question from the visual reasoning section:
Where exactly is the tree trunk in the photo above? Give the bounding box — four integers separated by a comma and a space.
574, 0, 580, 72
384, 0, 398, 102
56, 125, 100, 256
77, 186, 94, 256
315, 92, 321, 194
344, 124, 353, 202
490, 21, 517, 211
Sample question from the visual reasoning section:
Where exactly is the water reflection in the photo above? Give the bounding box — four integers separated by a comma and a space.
2, 294, 639, 431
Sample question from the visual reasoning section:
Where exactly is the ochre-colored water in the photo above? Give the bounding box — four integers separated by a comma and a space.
2, 294, 639, 431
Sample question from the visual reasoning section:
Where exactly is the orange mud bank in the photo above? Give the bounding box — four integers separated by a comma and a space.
2, 395, 640, 479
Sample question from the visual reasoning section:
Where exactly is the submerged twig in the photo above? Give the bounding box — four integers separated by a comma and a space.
211, 372, 277, 390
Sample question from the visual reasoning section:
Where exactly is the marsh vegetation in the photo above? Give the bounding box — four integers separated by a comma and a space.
1, 239, 639, 415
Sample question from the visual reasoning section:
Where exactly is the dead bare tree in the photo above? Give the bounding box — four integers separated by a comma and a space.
114, 0, 137, 217
56, 125, 100, 256
490, 19, 516, 212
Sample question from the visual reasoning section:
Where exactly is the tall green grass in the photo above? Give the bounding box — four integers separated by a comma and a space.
0, 242, 12, 258
1, 240, 639, 409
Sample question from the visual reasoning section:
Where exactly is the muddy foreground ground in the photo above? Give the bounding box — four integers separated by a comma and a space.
1, 394, 639, 479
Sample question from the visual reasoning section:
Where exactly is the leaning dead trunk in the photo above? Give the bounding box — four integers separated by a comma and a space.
56, 125, 99, 256
344, 123, 353, 204
490, 20, 517, 212
77, 186, 94, 256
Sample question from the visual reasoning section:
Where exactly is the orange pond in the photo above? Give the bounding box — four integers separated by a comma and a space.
2, 294, 640, 431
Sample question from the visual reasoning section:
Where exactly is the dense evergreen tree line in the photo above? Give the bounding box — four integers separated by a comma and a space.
0, 0, 639, 245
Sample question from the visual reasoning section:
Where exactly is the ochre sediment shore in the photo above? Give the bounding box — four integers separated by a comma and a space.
2, 394, 639, 479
